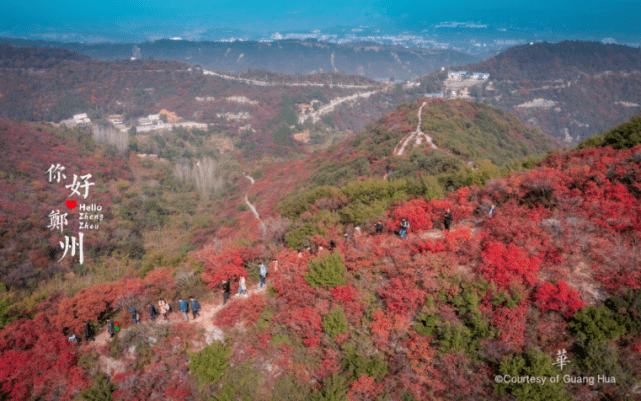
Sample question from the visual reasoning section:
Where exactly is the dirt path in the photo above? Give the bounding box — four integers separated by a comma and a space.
244, 175, 266, 234
392, 101, 437, 157
92, 283, 268, 377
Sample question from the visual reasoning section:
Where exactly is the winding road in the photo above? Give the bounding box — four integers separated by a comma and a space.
203, 69, 379, 89
297, 90, 380, 125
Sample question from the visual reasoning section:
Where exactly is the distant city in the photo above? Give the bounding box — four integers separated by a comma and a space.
4, 22, 639, 59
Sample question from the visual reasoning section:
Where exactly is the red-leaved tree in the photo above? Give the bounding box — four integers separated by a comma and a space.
0, 314, 89, 400
534, 280, 585, 318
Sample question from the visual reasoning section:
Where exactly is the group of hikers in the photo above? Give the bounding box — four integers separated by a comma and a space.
342, 204, 497, 242
67, 321, 96, 344
139, 297, 202, 323
220, 260, 273, 306
68, 296, 203, 343
67, 259, 280, 343
67, 205, 498, 344
397, 204, 495, 239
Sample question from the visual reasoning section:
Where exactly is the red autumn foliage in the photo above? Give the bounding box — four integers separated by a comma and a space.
112, 335, 195, 400
0, 314, 89, 401
316, 348, 342, 380
433, 352, 492, 400
477, 242, 540, 289
198, 244, 262, 289
215, 294, 266, 327
388, 198, 433, 232
51, 283, 116, 334
492, 304, 528, 352
331, 285, 357, 302
378, 277, 426, 316
369, 310, 410, 348
348, 374, 384, 401
534, 280, 585, 318
284, 307, 323, 348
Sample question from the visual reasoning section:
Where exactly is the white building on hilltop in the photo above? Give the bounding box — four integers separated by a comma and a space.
73, 113, 91, 125
447, 71, 468, 80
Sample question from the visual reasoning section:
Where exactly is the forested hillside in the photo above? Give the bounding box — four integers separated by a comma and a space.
426, 41, 641, 144
0, 38, 480, 80
1, 113, 640, 400
0, 44, 433, 157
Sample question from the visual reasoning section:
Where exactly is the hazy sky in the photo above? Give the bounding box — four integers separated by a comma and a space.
2, 0, 640, 39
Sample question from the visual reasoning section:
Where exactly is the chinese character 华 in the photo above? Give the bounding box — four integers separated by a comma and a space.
552, 349, 570, 370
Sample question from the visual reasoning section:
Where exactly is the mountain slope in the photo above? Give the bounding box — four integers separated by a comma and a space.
3, 124, 640, 400
0, 44, 431, 156
427, 41, 641, 144
0, 38, 480, 80
194, 98, 560, 239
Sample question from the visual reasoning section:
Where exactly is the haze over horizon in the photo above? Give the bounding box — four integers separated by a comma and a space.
3, 0, 640, 49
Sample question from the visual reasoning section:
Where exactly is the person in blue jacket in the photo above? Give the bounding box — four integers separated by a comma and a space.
259, 263, 268, 288
190, 296, 201, 319
179, 298, 189, 321
129, 307, 140, 325
148, 303, 158, 322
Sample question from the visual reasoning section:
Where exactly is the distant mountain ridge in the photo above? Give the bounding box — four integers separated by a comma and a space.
429, 41, 641, 144
460, 41, 641, 81
0, 37, 479, 80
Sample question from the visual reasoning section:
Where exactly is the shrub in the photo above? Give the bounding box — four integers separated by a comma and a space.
568, 306, 626, 345
80, 375, 118, 401
496, 349, 571, 401
189, 341, 232, 384
309, 373, 348, 401
534, 280, 585, 318
605, 289, 641, 334
305, 252, 347, 289
477, 242, 540, 289
323, 307, 349, 339
285, 222, 325, 250
342, 347, 388, 381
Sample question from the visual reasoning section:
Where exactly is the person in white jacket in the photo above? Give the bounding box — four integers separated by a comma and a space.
238, 276, 248, 296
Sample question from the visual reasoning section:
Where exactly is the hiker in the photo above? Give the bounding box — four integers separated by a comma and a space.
190, 296, 201, 319
238, 276, 248, 296
399, 218, 410, 239
444, 208, 453, 231
259, 263, 268, 288
68, 333, 78, 344
84, 321, 94, 341
375, 220, 384, 234
130, 307, 140, 325
222, 279, 231, 305
344, 232, 350, 244
354, 226, 362, 237
489, 204, 495, 218
107, 320, 116, 338
158, 299, 170, 320
179, 298, 189, 321
148, 303, 158, 321
328, 240, 336, 251
272, 258, 279, 272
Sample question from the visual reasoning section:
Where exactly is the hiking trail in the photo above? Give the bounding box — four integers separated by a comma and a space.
244, 175, 266, 233
92, 284, 268, 377
392, 102, 437, 157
